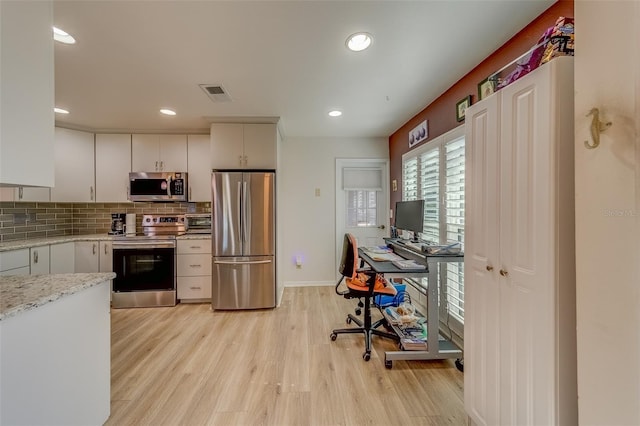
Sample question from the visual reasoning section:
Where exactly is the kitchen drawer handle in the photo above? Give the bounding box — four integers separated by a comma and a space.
189, 286, 202, 290
189, 246, 201, 249
189, 264, 202, 268
486, 265, 493, 272
499, 269, 509, 277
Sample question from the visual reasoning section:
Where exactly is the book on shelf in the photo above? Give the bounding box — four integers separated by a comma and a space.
391, 259, 426, 270
400, 337, 428, 351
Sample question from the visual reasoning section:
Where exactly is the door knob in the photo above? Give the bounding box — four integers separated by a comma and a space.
499, 269, 509, 277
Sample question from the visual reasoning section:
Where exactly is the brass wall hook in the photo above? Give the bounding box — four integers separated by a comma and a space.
584, 108, 612, 149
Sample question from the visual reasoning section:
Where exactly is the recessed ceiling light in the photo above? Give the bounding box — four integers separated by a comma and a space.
54, 107, 69, 114
53, 26, 76, 44
328, 110, 342, 117
160, 109, 176, 116
346, 32, 372, 52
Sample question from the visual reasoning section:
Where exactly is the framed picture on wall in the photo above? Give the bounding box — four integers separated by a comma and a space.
455, 96, 472, 122
478, 77, 496, 100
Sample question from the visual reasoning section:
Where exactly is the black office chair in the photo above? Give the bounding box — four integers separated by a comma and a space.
330, 233, 399, 361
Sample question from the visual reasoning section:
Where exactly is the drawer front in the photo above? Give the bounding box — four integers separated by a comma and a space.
177, 276, 212, 300
177, 253, 212, 276
0, 266, 30, 276
0, 249, 30, 272
177, 239, 211, 255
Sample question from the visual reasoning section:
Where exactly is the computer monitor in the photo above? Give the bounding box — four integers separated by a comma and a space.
394, 200, 424, 242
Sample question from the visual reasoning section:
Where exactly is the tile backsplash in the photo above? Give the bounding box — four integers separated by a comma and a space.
0, 202, 210, 242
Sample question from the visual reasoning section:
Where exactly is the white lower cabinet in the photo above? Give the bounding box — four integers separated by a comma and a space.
29, 246, 49, 275
98, 241, 113, 273
0, 249, 30, 276
177, 238, 211, 302
50, 242, 75, 274
75, 241, 100, 273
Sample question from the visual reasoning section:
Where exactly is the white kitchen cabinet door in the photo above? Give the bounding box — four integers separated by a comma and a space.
50, 242, 75, 274
159, 135, 188, 171
210, 123, 244, 169
243, 123, 277, 169
29, 246, 50, 275
131, 134, 187, 172
0, 1, 54, 188
95, 134, 132, 202
99, 241, 113, 273
0, 187, 50, 202
187, 134, 212, 202
75, 241, 100, 273
464, 57, 577, 426
0, 249, 30, 275
51, 128, 95, 202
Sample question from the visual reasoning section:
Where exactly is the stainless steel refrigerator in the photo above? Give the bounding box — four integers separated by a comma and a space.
211, 171, 276, 310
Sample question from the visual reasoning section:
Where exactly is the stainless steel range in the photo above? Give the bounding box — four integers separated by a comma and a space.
111, 214, 186, 308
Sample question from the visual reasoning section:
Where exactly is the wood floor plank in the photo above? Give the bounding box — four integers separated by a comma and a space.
105, 286, 465, 425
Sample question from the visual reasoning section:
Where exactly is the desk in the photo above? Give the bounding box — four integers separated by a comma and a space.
360, 239, 463, 368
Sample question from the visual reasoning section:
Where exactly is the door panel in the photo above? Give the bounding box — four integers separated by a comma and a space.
244, 172, 275, 256
212, 256, 275, 309
212, 172, 242, 256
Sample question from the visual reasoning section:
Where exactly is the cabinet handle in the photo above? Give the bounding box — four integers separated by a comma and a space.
189, 264, 202, 268
33, 250, 38, 264
155, 161, 159, 171
190, 246, 201, 249
499, 269, 509, 277
90, 186, 94, 201
18, 187, 24, 200
238, 155, 243, 166
93, 243, 97, 255
189, 286, 202, 290
189, 187, 192, 200
486, 265, 494, 272
160, 161, 164, 170
104, 244, 108, 255
244, 155, 248, 166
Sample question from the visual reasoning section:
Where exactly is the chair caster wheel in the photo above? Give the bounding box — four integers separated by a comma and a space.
455, 358, 464, 372
385, 359, 393, 369
346, 317, 352, 325
355, 308, 362, 316
362, 351, 371, 361
330, 333, 337, 341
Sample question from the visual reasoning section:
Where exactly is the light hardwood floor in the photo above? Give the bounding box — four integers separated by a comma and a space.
106, 286, 465, 426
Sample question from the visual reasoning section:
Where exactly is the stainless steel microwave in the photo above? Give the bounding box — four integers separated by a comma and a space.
129, 172, 188, 202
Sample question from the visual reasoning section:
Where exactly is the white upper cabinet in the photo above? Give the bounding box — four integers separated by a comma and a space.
0, 187, 50, 202
0, 1, 54, 188
131, 134, 187, 172
51, 128, 96, 202
95, 134, 132, 202
211, 123, 277, 169
187, 134, 212, 202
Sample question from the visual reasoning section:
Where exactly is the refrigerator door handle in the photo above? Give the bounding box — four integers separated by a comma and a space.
214, 260, 272, 265
237, 180, 243, 244
242, 180, 248, 245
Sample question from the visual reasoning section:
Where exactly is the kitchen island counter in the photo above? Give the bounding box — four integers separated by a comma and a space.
0, 272, 115, 321
0, 272, 113, 425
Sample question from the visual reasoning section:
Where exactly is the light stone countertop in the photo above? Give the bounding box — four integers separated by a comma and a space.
0, 233, 211, 252
0, 272, 116, 321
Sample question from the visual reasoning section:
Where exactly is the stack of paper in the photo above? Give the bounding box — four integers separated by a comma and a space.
392, 259, 426, 270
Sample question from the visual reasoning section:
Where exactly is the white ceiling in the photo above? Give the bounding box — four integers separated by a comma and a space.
53, 0, 555, 138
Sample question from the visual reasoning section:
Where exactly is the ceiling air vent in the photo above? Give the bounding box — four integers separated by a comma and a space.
199, 84, 232, 102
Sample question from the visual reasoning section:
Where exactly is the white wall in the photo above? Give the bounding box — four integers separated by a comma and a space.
574, 1, 640, 424
278, 136, 388, 288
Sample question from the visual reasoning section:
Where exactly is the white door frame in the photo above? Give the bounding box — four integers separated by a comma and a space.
335, 158, 390, 277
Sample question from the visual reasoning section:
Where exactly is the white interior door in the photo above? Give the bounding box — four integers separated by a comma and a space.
335, 159, 389, 274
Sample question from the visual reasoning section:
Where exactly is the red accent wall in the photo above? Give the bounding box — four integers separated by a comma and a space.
388, 0, 574, 207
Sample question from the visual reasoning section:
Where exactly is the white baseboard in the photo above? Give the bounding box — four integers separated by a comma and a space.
283, 280, 335, 288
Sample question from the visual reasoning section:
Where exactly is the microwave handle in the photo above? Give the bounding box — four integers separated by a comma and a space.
166, 175, 173, 198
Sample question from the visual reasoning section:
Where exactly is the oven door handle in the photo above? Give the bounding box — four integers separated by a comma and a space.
113, 242, 176, 249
